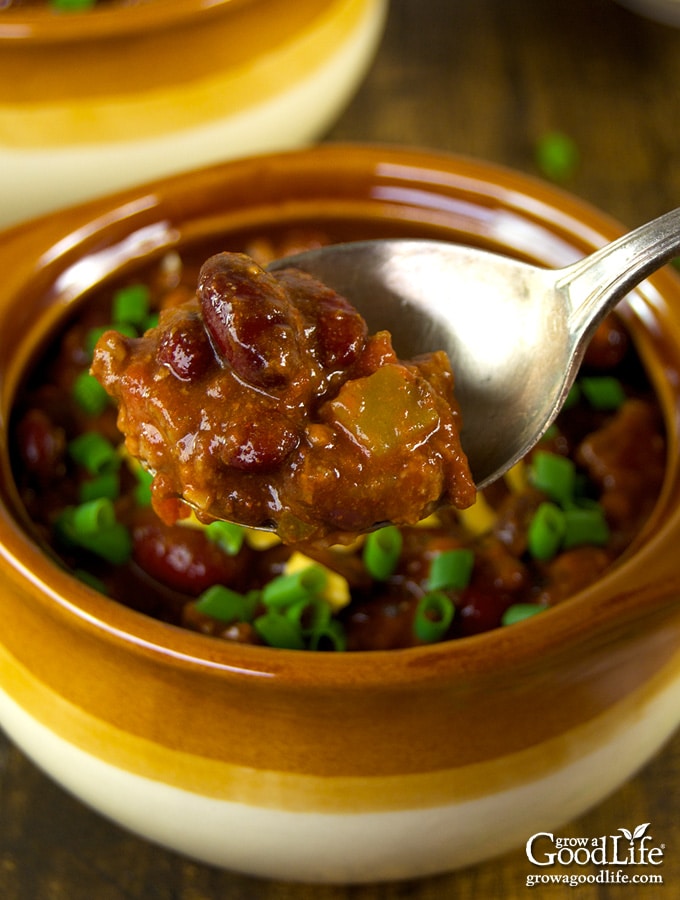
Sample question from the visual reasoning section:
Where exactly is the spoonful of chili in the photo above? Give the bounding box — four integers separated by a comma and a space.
269, 206, 680, 491
93, 208, 680, 543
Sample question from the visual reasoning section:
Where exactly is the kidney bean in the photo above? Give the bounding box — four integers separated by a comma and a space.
198, 252, 302, 388
342, 591, 420, 651
219, 415, 300, 471
275, 269, 367, 369
455, 585, 513, 637
132, 514, 252, 595
157, 308, 213, 381
14, 408, 67, 482
394, 526, 467, 587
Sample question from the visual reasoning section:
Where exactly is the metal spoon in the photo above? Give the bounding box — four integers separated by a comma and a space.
269, 207, 680, 490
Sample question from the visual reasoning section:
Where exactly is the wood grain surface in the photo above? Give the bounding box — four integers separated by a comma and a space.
1, 0, 679, 896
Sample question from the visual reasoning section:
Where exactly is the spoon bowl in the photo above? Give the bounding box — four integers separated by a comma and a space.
271, 207, 680, 489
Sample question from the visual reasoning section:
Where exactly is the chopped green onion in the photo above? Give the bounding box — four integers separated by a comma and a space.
56, 506, 132, 565
85, 326, 109, 357
563, 506, 610, 549
527, 502, 566, 560
72, 371, 110, 416
254, 611, 306, 650
194, 585, 258, 623
363, 525, 403, 580
68, 432, 120, 475
579, 376, 626, 410
80, 523, 132, 565
502, 603, 545, 626
426, 547, 474, 592
540, 424, 560, 442
414, 591, 455, 643
51, 0, 96, 10
143, 313, 160, 333
286, 596, 331, 633
78, 470, 120, 503
562, 382, 581, 410
530, 450, 575, 508
112, 284, 151, 329
72, 497, 116, 533
262, 566, 327, 608
308, 620, 347, 652
74, 569, 108, 595
85, 323, 137, 357
535, 131, 579, 182
133, 466, 154, 506
205, 520, 245, 556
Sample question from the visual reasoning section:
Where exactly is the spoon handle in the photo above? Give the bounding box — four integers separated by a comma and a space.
559, 206, 680, 338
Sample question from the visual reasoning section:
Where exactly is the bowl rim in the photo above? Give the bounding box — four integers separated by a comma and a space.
0, 0, 251, 43
2, 141, 680, 688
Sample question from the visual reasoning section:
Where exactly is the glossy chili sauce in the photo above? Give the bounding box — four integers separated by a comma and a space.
91, 251, 475, 544
10, 231, 666, 651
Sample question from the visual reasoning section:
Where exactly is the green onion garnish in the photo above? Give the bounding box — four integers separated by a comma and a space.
79, 522, 132, 565
579, 376, 626, 411
143, 313, 160, 333
527, 502, 566, 560
194, 585, 258, 623
535, 131, 579, 182
72, 371, 110, 416
426, 547, 474, 592
414, 591, 455, 643
205, 520, 245, 556
74, 569, 108, 595
563, 506, 610, 549
501, 603, 545, 626
307, 620, 347, 652
51, 0, 97, 10
540, 424, 560, 442
562, 382, 581, 410
85, 323, 137, 358
78, 470, 120, 504
285, 595, 331, 632
363, 525, 403, 580
133, 466, 154, 506
72, 497, 116, 533
262, 566, 327, 608
56, 504, 132, 565
529, 450, 575, 508
112, 284, 151, 329
253, 611, 306, 650
68, 432, 120, 475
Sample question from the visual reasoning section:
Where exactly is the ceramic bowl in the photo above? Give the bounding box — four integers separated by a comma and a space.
0, 0, 387, 230
1, 144, 680, 884
614, 0, 680, 24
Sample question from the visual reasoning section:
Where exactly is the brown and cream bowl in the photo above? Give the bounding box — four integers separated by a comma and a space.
0, 145, 680, 883
0, 0, 387, 229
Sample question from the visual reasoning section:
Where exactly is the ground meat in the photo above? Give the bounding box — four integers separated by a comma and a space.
92, 252, 476, 545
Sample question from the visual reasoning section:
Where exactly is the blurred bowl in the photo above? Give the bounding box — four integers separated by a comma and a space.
0, 0, 387, 229
613, 0, 680, 25
0, 144, 680, 883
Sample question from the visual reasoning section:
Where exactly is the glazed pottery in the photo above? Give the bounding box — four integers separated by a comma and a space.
0, 145, 679, 883
0, 0, 387, 228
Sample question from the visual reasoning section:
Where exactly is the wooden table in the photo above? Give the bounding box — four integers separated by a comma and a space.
1, 0, 679, 896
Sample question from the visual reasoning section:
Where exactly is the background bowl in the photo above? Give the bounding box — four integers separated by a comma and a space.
613, 0, 680, 25
1, 144, 680, 883
0, 0, 387, 230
